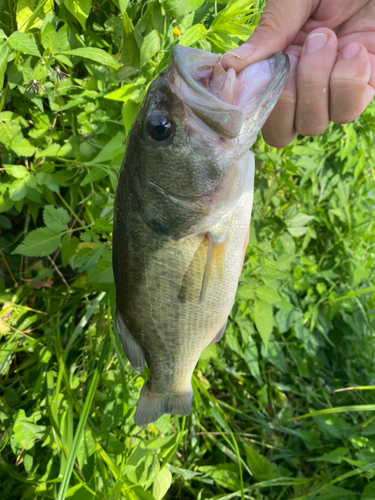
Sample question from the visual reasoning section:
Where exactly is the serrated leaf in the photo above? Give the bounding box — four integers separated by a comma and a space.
9, 179, 28, 201
7, 31, 41, 57
253, 299, 273, 349
0, 44, 9, 90
11, 138, 36, 157
43, 205, 70, 232
255, 285, 280, 304
140, 30, 161, 67
60, 47, 120, 70
61, 234, 79, 266
13, 228, 62, 257
152, 467, 172, 500
87, 257, 114, 283
41, 23, 60, 54
5, 165, 28, 179
179, 24, 207, 47
63, 0, 92, 29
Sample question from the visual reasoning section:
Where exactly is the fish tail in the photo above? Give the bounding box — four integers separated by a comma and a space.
134, 384, 193, 427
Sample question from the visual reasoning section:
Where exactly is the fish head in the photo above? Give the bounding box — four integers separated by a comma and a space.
125, 45, 289, 240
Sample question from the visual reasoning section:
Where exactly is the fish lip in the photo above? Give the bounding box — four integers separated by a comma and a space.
170, 45, 244, 139
249, 52, 290, 113
169, 45, 289, 139
171, 45, 240, 115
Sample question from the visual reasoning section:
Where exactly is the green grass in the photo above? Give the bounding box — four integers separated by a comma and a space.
0, 0, 375, 499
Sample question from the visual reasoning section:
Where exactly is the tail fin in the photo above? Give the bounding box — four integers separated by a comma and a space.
134, 384, 193, 427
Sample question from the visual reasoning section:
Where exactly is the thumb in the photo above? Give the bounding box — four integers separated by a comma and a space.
222, 0, 317, 71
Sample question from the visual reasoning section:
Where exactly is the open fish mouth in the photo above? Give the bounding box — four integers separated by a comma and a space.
169, 45, 290, 140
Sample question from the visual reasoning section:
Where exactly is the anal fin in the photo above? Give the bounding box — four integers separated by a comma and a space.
134, 384, 193, 427
115, 310, 145, 373
211, 321, 227, 345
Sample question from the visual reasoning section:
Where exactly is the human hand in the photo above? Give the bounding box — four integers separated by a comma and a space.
222, 0, 375, 147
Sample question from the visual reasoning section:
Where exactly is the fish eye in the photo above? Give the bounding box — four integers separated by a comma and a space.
147, 115, 172, 141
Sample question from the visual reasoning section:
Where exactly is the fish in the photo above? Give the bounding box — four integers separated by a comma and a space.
113, 45, 289, 426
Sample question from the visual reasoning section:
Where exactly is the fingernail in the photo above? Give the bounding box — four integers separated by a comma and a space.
305, 33, 329, 53
226, 43, 255, 61
342, 42, 361, 59
287, 53, 299, 72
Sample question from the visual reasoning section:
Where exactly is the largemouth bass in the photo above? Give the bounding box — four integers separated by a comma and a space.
113, 45, 289, 426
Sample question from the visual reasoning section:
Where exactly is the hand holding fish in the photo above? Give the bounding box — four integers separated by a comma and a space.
222, 0, 375, 147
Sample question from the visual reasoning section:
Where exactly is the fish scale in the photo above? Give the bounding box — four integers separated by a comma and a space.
113, 45, 289, 426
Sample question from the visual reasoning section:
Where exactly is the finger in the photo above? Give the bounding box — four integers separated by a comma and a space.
261, 50, 300, 147
221, 0, 318, 71
295, 28, 338, 136
330, 42, 375, 124
294, 0, 369, 44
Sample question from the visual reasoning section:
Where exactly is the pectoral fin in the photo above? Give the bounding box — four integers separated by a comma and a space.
199, 232, 228, 304
115, 310, 145, 373
178, 236, 208, 303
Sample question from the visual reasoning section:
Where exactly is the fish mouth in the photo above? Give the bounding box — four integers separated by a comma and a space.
169, 45, 289, 140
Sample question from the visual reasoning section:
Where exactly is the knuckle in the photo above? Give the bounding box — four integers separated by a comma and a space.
255, 10, 289, 47
330, 81, 368, 123
262, 131, 296, 148
295, 119, 329, 137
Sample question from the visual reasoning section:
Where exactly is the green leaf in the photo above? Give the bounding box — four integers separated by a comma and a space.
122, 100, 140, 133
85, 131, 125, 165
104, 77, 146, 103
60, 47, 120, 70
255, 285, 280, 304
0, 44, 9, 90
41, 23, 60, 54
16, 0, 54, 32
122, 11, 140, 68
362, 481, 375, 500
163, 0, 204, 17
7, 31, 41, 57
61, 234, 79, 266
253, 299, 273, 349
13, 228, 62, 257
318, 447, 350, 464
63, 0, 92, 29
140, 30, 161, 67
287, 212, 314, 237
13, 410, 46, 451
243, 443, 281, 481
87, 257, 114, 283
76, 430, 96, 469
9, 179, 28, 201
11, 138, 36, 157
179, 24, 207, 47
244, 341, 261, 385
43, 205, 70, 232
152, 467, 172, 500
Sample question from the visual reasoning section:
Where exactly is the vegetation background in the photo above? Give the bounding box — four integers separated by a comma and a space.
0, 0, 375, 498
